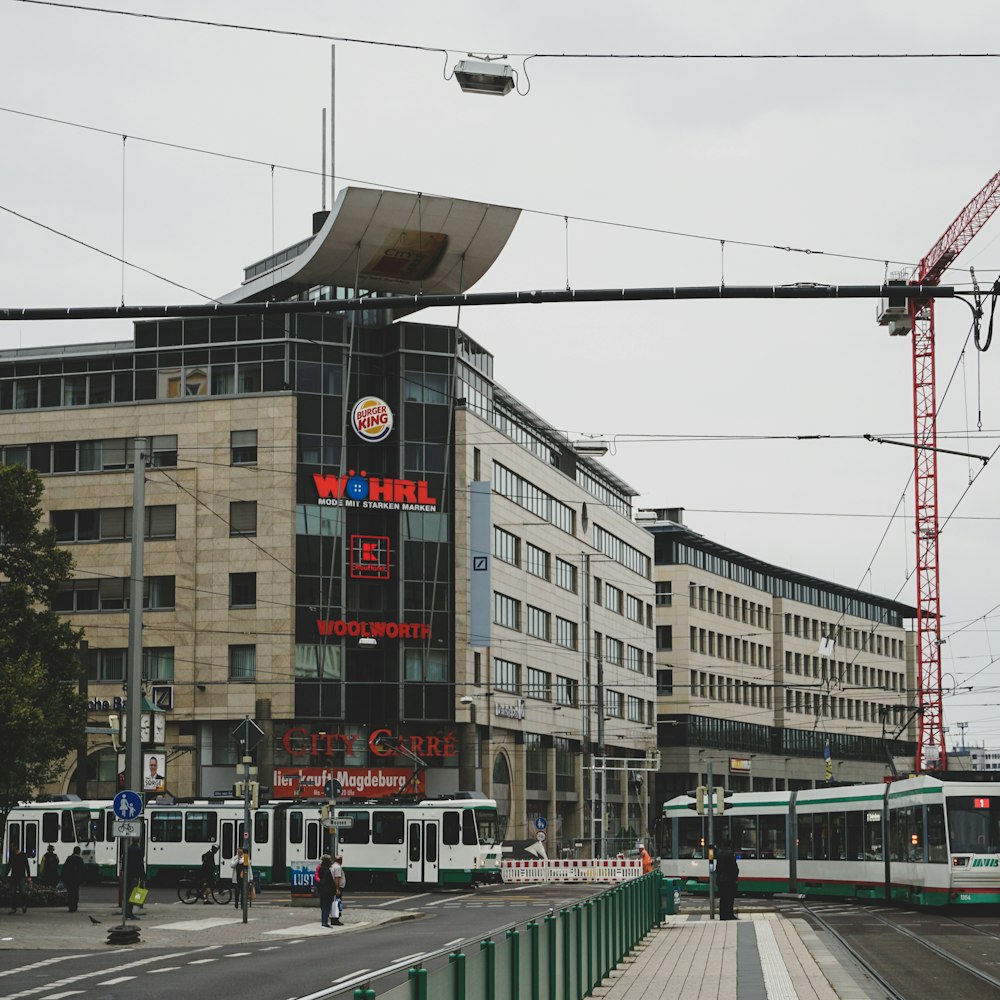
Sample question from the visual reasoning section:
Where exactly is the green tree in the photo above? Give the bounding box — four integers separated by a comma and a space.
0, 464, 85, 817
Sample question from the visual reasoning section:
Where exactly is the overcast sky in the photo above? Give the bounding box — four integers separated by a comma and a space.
3, 1, 1000, 752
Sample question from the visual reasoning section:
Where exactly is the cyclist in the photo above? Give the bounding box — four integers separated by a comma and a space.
198, 845, 220, 903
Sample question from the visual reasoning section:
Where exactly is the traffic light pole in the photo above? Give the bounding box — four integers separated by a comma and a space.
241, 754, 251, 924
706, 760, 715, 920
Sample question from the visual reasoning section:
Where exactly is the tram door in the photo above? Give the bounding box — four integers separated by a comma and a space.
406, 820, 439, 884
4, 819, 40, 875
219, 820, 244, 880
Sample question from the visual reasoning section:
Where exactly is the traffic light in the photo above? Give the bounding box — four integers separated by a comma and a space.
695, 786, 708, 814
233, 781, 245, 798
713, 787, 734, 815
249, 781, 259, 809
324, 778, 342, 798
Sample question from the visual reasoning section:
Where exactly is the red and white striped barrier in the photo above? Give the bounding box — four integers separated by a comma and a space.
501, 858, 643, 883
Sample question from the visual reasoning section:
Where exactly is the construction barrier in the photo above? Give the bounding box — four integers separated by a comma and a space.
501, 858, 643, 883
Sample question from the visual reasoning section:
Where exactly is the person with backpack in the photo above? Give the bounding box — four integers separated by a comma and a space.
38, 845, 60, 886
199, 845, 219, 903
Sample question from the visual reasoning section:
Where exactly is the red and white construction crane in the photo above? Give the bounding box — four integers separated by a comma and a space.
881, 169, 1000, 772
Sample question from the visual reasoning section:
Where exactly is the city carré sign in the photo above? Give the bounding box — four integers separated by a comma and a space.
280, 726, 457, 759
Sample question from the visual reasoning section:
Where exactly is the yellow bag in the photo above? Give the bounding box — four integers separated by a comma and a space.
128, 885, 148, 906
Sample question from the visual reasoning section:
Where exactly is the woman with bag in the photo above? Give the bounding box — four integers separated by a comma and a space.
316, 855, 336, 928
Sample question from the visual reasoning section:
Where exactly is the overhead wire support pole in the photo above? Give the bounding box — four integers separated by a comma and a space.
0, 283, 964, 322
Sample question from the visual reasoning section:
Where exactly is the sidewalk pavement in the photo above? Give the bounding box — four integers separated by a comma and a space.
591, 913, 878, 1000
0, 896, 416, 951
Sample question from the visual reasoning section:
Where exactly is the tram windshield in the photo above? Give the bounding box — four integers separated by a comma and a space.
947, 795, 1000, 854
475, 807, 500, 846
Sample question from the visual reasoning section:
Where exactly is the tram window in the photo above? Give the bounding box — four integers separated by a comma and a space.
336, 811, 370, 845
946, 796, 1000, 854
289, 811, 303, 844
797, 814, 813, 859
24, 824, 38, 859
42, 813, 59, 843
305, 822, 320, 860
760, 815, 786, 859
185, 812, 218, 842
91, 815, 105, 842
846, 811, 863, 860
927, 805, 946, 863
812, 814, 831, 861
476, 808, 500, 845
426, 825, 438, 862
678, 817, 703, 859
151, 811, 182, 843
106, 813, 117, 842
373, 811, 404, 845
462, 809, 478, 846
830, 813, 847, 861
8, 825, 21, 854
408, 823, 421, 862
254, 812, 269, 845
730, 816, 757, 860
442, 811, 460, 846
863, 811, 882, 860
889, 807, 910, 862
911, 807, 925, 862
65, 810, 89, 842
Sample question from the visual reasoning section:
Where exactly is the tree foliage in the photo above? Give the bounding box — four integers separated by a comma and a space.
0, 464, 85, 814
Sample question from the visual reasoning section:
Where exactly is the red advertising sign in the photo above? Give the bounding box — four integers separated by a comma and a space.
316, 619, 431, 640
350, 534, 391, 579
313, 471, 437, 512
280, 726, 457, 759
273, 767, 424, 800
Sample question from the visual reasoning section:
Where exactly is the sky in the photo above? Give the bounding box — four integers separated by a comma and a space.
3, 1, 1000, 751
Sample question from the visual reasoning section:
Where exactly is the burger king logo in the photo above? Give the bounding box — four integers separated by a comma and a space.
351, 397, 393, 442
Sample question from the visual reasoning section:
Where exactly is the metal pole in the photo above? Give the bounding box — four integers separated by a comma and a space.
242, 751, 251, 924
707, 760, 715, 920
596, 646, 605, 859
321, 108, 326, 211
125, 437, 146, 798
581, 553, 592, 854
330, 44, 335, 206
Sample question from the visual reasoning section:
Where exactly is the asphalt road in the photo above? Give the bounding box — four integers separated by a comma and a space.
0, 882, 606, 1000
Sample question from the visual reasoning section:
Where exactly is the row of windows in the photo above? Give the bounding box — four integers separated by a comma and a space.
54, 576, 176, 613
0, 435, 178, 472
690, 583, 770, 629
784, 651, 903, 692
493, 463, 575, 535
491, 526, 578, 593
575, 465, 632, 520
784, 614, 904, 660
52, 506, 176, 543
593, 524, 650, 579
690, 626, 773, 669
688, 672, 774, 711
91, 644, 254, 684
783, 687, 905, 726
594, 577, 653, 628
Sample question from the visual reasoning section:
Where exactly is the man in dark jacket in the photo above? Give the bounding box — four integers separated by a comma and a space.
62, 846, 85, 912
7, 847, 30, 914
715, 839, 740, 920
39, 845, 60, 886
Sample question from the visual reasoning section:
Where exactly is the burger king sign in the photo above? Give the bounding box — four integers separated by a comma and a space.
351, 396, 393, 443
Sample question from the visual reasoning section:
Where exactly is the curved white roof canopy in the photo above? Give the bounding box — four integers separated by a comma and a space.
221, 186, 521, 306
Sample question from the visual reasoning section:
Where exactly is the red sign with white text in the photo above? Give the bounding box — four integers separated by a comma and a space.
273, 767, 424, 799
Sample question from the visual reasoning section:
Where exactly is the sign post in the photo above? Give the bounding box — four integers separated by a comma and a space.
112, 792, 143, 931
232, 718, 263, 925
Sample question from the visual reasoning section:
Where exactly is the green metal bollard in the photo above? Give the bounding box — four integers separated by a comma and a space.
544, 912, 557, 1000
573, 904, 583, 1000
481, 939, 496, 1000
407, 965, 427, 1000
352, 990, 376, 1000
449, 950, 466, 1000
562, 908, 571, 1000
584, 898, 594, 993
528, 920, 540, 1000
506, 927, 520, 1000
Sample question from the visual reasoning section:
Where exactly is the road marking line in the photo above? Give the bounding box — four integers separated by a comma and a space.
394, 953, 425, 964
147, 968, 180, 974
0, 958, 87, 980
96, 977, 136, 986
38, 993, 84, 1000
332, 971, 369, 983
377, 892, 430, 907
187, 959, 218, 965
258, 946, 282, 951
224, 952, 253, 958
443, 938, 464, 948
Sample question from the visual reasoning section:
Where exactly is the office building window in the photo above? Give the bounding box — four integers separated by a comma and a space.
656, 625, 673, 651
656, 669, 673, 695
526, 606, 551, 641
493, 526, 520, 566
494, 592, 521, 631
144, 647, 175, 681
525, 733, 547, 791
626, 594, 643, 622
493, 657, 520, 693
627, 695, 644, 722
230, 572, 257, 608
555, 675, 578, 706
605, 636, 623, 665
231, 430, 258, 465
555, 617, 577, 650
605, 690, 624, 718
230, 501, 257, 536
525, 543, 550, 580
655, 581, 672, 606
229, 645, 256, 681
605, 584, 623, 614
525, 667, 550, 700
626, 645, 643, 672
555, 558, 577, 593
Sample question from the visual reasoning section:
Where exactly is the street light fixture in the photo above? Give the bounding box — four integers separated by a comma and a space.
454, 58, 515, 97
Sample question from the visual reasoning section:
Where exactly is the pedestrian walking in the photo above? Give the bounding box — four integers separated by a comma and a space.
7, 847, 30, 914
316, 855, 336, 928
330, 853, 346, 925
62, 846, 85, 912
715, 838, 740, 920
125, 840, 146, 920
38, 845, 60, 886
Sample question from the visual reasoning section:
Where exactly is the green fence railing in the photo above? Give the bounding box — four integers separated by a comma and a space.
348, 872, 665, 1000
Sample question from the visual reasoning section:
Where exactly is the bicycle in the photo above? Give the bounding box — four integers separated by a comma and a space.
177, 873, 232, 906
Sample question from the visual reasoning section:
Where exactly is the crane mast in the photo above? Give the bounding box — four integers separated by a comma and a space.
901, 169, 1000, 772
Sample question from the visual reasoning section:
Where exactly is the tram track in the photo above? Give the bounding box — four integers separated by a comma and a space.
802, 902, 1000, 999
